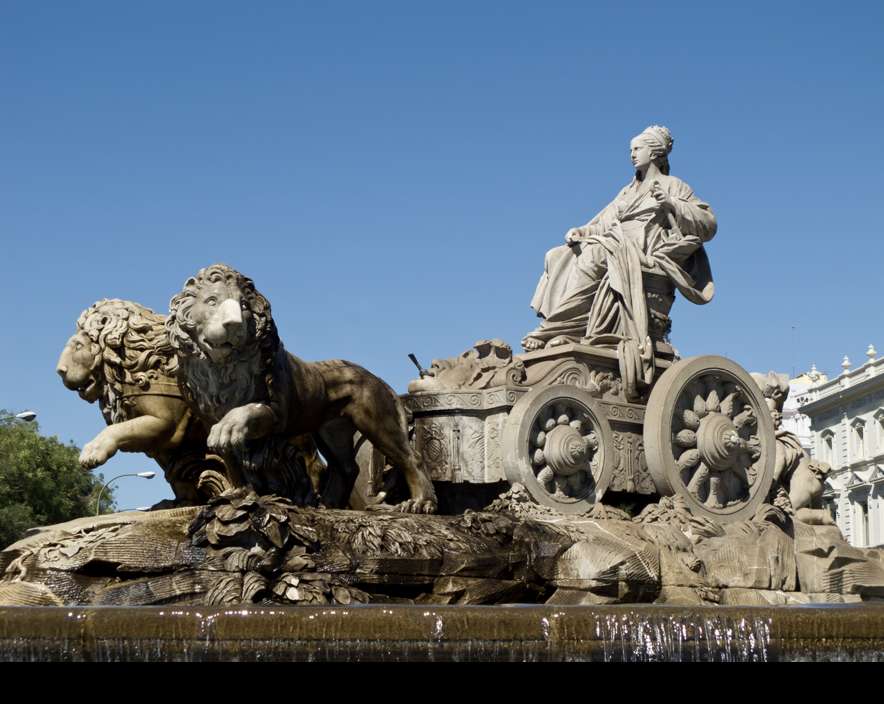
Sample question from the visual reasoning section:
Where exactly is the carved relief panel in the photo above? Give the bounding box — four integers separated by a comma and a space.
608, 427, 656, 494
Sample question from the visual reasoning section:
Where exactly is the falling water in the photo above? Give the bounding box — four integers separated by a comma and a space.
1, 605, 882, 662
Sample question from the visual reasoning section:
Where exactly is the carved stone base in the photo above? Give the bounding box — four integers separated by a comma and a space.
2, 490, 883, 610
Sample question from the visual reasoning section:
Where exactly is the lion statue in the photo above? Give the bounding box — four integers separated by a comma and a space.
407, 339, 526, 393
166, 263, 437, 513
56, 299, 233, 505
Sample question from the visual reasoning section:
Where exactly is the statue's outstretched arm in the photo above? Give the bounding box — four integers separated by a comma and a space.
568, 199, 621, 241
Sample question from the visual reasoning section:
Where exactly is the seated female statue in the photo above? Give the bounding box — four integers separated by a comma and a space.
522, 125, 718, 398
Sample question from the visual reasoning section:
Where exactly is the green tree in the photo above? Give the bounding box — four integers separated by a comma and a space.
0, 411, 114, 549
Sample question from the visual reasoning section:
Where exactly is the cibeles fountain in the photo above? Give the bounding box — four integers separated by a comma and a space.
3, 126, 883, 662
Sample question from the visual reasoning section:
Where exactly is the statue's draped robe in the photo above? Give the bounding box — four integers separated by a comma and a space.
528, 174, 717, 397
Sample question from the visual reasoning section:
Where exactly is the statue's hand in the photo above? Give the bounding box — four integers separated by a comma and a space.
650, 181, 675, 215
565, 228, 584, 245
80, 434, 118, 469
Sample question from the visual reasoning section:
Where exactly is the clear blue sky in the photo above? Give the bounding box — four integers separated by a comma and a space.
2, 1, 882, 510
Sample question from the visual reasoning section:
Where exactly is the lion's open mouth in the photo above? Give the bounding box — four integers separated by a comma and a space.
201, 337, 241, 360
204, 339, 235, 351
78, 377, 100, 401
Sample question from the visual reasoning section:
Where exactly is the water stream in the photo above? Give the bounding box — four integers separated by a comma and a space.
1, 604, 882, 662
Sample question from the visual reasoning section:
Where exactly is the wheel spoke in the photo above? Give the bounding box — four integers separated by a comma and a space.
677, 449, 700, 472
723, 470, 746, 503
719, 392, 739, 418
682, 409, 701, 431
706, 385, 722, 413
729, 461, 750, 488
687, 462, 709, 498
675, 429, 697, 448
705, 474, 725, 508
567, 472, 585, 492
744, 437, 761, 462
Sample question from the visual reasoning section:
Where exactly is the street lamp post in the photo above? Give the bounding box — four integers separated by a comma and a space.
95, 471, 156, 516
1, 410, 38, 423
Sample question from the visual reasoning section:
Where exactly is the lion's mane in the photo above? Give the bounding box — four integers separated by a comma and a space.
166, 264, 280, 420
166, 264, 317, 502
77, 299, 178, 424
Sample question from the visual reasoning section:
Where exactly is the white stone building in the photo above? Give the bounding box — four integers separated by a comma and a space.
797, 346, 884, 548
781, 370, 818, 455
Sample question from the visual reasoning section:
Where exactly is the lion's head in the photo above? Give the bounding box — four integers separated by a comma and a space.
57, 299, 177, 422
166, 263, 275, 365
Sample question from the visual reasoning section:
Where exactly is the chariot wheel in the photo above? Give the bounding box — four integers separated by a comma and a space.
503, 385, 614, 514
643, 356, 775, 523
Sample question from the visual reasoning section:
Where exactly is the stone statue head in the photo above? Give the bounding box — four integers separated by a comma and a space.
167, 263, 274, 364
631, 125, 673, 176
57, 299, 177, 419
751, 371, 791, 428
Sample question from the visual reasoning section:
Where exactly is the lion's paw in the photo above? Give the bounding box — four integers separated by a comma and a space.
207, 408, 251, 452
395, 498, 437, 515
80, 436, 117, 469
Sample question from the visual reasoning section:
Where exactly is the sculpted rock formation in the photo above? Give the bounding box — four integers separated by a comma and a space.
2, 489, 881, 608
56, 299, 231, 505
166, 264, 437, 513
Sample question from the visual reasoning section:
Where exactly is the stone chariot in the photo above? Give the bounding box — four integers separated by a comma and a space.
360, 267, 776, 523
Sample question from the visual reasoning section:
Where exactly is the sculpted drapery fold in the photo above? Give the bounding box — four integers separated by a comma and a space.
525, 126, 717, 399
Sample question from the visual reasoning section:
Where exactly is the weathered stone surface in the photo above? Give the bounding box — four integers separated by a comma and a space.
547, 520, 660, 601
430, 576, 527, 605
545, 588, 620, 605
718, 588, 792, 606
654, 586, 720, 606
693, 523, 796, 591
0, 492, 556, 607
0, 581, 63, 606
92, 569, 215, 605
641, 522, 706, 588
718, 588, 863, 606
2, 488, 879, 608
794, 522, 884, 597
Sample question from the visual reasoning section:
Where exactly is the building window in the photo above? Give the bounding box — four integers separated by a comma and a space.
825, 499, 837, 524
857, 499, 869, 547
852, 420, 866, 460
876, 412, 884, 452
821, 431, 835, 464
